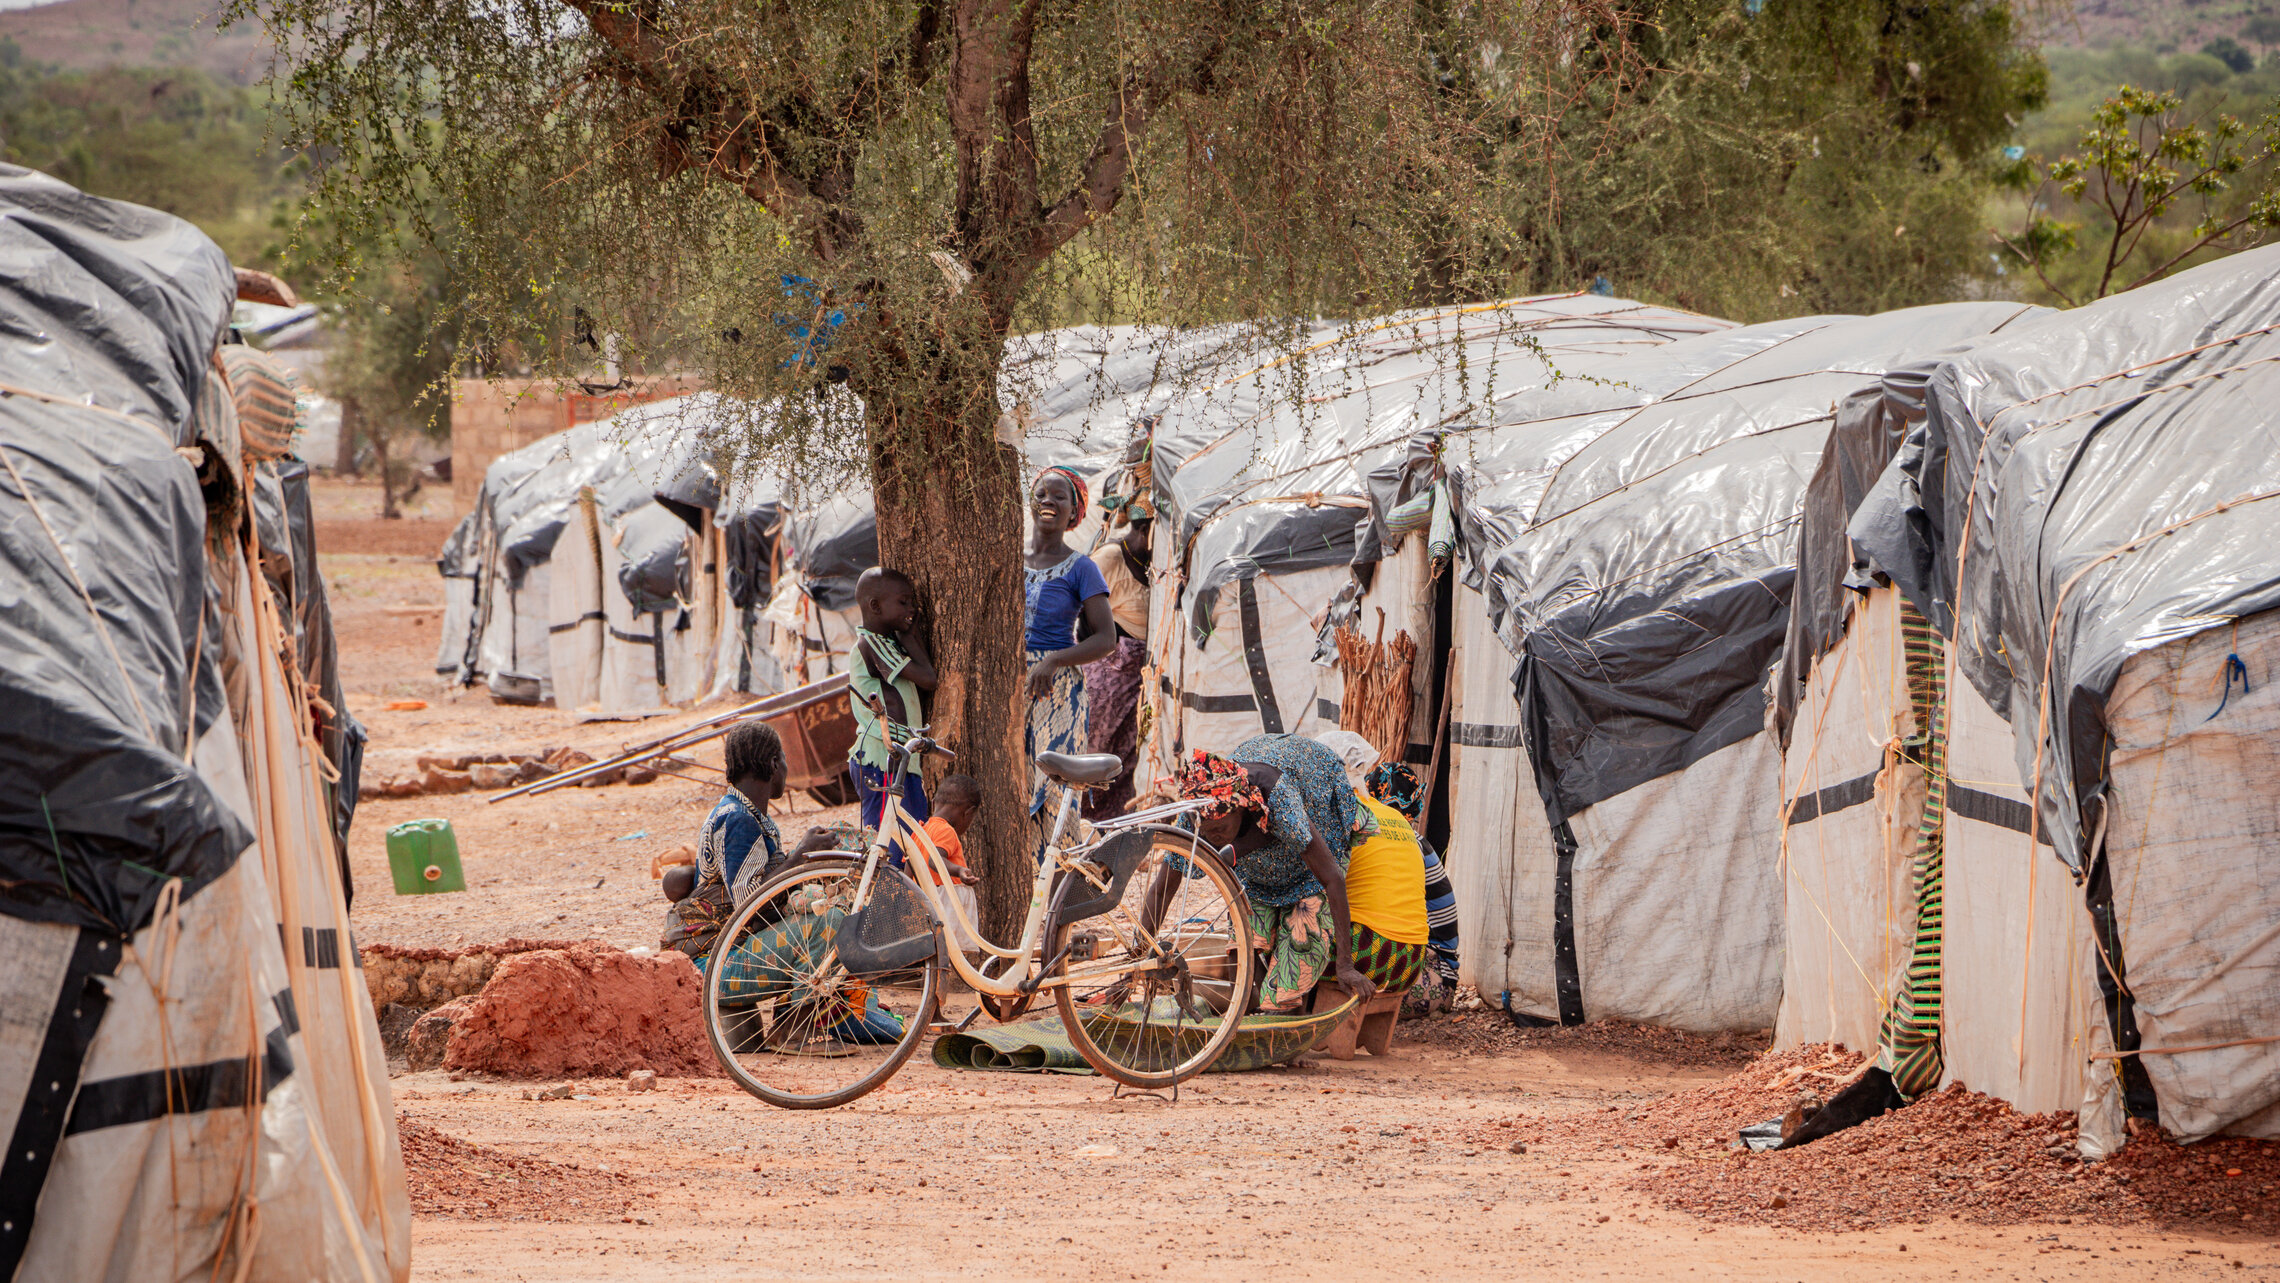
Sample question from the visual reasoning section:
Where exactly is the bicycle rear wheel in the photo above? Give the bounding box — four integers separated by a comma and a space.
1051, 831, 1255, 1089
702, 857, 940, 1109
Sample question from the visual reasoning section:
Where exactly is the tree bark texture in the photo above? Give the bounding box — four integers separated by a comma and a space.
865, 377, 1031, 945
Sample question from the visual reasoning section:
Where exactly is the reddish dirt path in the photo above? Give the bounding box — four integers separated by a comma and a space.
394, 1032, 2274, 1282
316, 479, 2275, 1281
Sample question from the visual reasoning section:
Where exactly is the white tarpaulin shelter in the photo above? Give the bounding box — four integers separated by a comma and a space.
1845, 246, 2280, 1145
1142, 294, 1730, 784
1437, 302, 2039, 1033
0, 168, 407, 1281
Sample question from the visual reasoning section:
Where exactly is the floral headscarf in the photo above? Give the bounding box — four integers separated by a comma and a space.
1174, 750, 1265, 820
1366, 761, 1425, 820
1034, 465, 1089, 524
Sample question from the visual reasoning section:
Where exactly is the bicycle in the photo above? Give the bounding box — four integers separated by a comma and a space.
699, 709, 1257, 1108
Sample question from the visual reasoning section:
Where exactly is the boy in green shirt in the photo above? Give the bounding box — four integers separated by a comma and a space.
848, 566, 937, 830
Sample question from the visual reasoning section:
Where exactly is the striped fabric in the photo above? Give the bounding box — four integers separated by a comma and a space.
1877, 601, 1948, 1099
1420, 838, 1461, 985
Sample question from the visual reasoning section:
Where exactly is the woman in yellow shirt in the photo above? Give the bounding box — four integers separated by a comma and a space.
1339, 790, 1432, 994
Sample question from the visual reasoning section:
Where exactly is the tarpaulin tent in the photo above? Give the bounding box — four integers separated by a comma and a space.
1771, 330, 2055, 1070
1844, 245, 2280, 1147
1143, 295, 1730, 783
441, 324, 1218, 711
1440, 301, 2039, 1033
0, 167, 407, 1280
436, 397, 715, 714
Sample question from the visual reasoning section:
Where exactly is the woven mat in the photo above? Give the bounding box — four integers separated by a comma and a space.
930, 997, 1357, 1074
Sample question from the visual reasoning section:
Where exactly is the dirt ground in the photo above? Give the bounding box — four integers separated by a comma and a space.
318, 478, 2276, 1280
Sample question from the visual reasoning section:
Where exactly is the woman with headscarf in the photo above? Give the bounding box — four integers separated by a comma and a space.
1024, 465, 1115, 814
1173, 735, 1390, 1010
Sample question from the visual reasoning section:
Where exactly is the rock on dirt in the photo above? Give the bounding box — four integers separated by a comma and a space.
358, 746, 599, 800
441, 941, 716, 1079
405, 996, 479, 1072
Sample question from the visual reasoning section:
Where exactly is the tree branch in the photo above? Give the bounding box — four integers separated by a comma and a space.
1033, 37, 1227, 260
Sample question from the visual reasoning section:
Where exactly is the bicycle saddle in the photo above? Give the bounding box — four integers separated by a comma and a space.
1035, 751, 1124, 787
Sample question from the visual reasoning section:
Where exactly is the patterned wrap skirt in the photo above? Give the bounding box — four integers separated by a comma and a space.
1026, 647, 1088, 814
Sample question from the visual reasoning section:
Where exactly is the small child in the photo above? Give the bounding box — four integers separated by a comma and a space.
848, 566, 938, 831
908, 773, 983, 888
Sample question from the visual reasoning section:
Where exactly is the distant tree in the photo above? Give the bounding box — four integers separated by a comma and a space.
2247, 15, 2280, 48
2204, 37, 2256, 75
1994, 84, 2280, 305
0, 62, 300, 262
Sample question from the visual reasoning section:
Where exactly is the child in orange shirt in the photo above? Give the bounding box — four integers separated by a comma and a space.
910, 774, 982, 888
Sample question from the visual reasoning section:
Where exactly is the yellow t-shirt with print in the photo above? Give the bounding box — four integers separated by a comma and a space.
1344, 793, 1429, 945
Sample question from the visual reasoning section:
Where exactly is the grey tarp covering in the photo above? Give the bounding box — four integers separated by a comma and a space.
716, 466, 786, 609
1772, 305, 2057, 740
1151, 294, 1731, 642
0, 166, 247, 937
1848, 245, 2280, 868
1464, 302, 2041, 822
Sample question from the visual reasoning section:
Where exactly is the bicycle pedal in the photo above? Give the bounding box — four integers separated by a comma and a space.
1068, 930, 1103, 961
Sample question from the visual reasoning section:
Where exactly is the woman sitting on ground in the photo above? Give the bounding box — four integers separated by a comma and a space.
1174, 735, 1394, 1011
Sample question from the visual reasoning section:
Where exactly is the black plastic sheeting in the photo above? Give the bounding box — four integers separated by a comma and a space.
1455, 302, 2039, 824
0, 167, 252, 935
717, 472, 785, 610
1848, 246, 2280, 867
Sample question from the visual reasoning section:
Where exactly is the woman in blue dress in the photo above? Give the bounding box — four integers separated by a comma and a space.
1024, 466, 1115, 813
1174, 734, 1384, 1010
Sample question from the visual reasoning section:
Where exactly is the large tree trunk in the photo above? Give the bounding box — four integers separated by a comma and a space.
863, 349, 1034, 944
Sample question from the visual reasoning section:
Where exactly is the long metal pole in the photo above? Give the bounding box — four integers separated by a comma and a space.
485, 671, 849, 802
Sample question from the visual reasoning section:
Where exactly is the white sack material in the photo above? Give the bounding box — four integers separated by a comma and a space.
1149, 564, 1348, 763
1776, 586, 1920, 1055
1445, 585, 1558, 1010
1937, 673, 2089, 1115
666, 527, 719, 707
433, 571, 477, 681
1565, 733, 1785, 1033
2098, 611, 2280, 1141
597, 510, 671, 721
549, 490, 607, 718
478, 560, 553, 705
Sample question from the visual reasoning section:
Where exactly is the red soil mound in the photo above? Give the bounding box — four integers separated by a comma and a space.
443, 942, 718, 1079
399, 1119, 644, 1220
1470, 1044, 2280, 1235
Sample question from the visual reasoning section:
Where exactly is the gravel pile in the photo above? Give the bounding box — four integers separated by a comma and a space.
399, 1118, 644, 1221
1468, 1043, 2280, 1234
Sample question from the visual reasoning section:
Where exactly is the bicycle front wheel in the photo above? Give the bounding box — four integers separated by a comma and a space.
702, 857, 940, 1109
1052, 832, 1256, 1089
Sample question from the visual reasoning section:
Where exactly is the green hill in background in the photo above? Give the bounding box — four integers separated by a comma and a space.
0, 0, 267, 84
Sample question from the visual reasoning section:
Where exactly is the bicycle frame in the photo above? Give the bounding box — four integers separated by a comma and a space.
842, 731, 1218, 1000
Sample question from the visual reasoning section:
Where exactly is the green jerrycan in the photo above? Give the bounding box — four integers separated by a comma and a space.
386, 818, 467, 895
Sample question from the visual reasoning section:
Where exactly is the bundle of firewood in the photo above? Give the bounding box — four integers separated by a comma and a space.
1334, 613, 1416, 765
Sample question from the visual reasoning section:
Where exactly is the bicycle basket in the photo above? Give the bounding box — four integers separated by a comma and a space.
832, 868, 939, 973
1051, 828, 1154, 922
